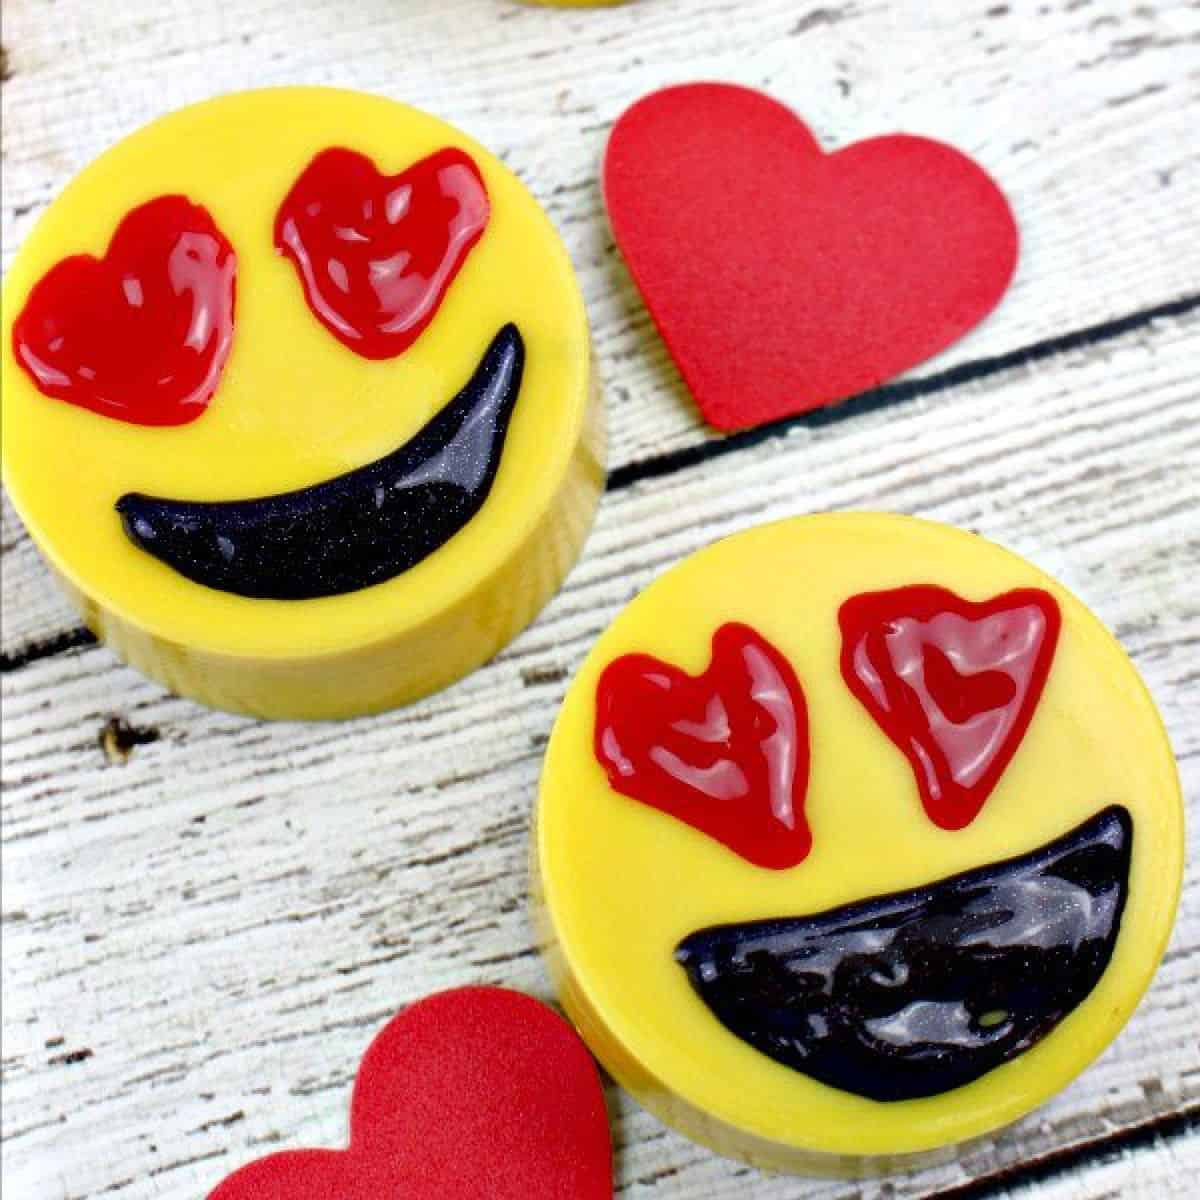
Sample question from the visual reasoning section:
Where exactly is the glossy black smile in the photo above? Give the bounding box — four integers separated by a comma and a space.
116, 324, 525, 600
675, 806, 1132, 1102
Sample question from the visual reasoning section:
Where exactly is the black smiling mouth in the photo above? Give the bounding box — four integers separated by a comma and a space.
116, 323, 525, 600
675, 806, 1132, 1102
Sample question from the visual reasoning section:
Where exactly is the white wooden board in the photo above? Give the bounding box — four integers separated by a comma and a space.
2, 1, 1198, 1197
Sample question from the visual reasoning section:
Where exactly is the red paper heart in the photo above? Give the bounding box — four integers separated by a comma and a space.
595, 623, 811, 869
12, 195, 237, 425
839, 585, 1060, 830
604, 83, 1019, 431
208, 987, 611, 1200
275, 147, 490, 360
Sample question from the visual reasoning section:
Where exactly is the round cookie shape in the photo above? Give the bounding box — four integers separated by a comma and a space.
535, 514, 1182, 1170
2, 88, 603, 719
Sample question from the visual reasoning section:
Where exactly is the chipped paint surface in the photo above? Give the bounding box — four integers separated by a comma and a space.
2, 0, 1199, 1196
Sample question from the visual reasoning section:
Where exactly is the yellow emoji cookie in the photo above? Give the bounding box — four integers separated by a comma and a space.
2, 88, 603, 718
535, 514, 1182, 1171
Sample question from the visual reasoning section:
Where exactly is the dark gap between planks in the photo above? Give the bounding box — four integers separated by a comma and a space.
607, 292, 1200, 489
936, 1104, 1199, 1200
0, 290, 1196, 1191
2, 292, 1197, 677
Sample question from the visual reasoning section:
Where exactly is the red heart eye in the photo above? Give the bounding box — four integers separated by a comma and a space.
595, 623, 812, 870
12, 195, 237, 426
275, 146, 490, 360
840, 585, 1061, 830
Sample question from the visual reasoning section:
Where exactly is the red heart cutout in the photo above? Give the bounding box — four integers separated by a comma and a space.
275, 147, 490, 360
604, 83, 1019, 431
595, 623, 811, 869
839, 585, 1061, 830
208, 987, 612, 1200
12, 195, 237, 425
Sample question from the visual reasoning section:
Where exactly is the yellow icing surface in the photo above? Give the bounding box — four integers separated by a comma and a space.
536, 514, 1183, 1165
1, 88, 602, 717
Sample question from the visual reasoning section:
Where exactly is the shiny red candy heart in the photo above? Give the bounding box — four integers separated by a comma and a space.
604, 83, 1019, 431
208, 987, 612, 1200
12, 195, 236, 425
840, 585, 1061, 830
595, 623, 811, 869
275, 147, 490, 359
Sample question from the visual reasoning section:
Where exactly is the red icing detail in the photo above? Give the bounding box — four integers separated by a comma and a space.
839, 585, 1061, 830
603, 83, 1019, 432
12, 196, 236, 425
275, 147, 489, 360
207, 987, 611, 1200
595, 623, 811, 870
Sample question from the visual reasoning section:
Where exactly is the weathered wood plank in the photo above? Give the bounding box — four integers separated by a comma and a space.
3, 303, 1197, 1198
5, 297, 1196, 652
3, 1, 1198, 1196
4, 297, 1199, 663
3, 0, 1199, 574
956, 1126, 1199, 1200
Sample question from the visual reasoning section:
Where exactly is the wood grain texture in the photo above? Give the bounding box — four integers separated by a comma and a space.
2, 0, 1198, 1197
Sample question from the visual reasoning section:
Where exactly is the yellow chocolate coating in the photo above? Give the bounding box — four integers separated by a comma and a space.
1, 89, 603, 719
535, 514, 1182, 1170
